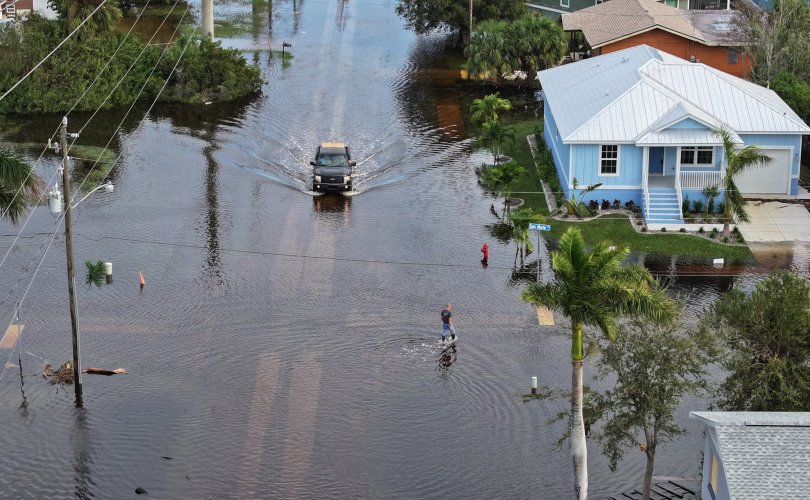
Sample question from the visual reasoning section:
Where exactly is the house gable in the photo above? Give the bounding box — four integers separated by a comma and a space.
668, 117, 709, 129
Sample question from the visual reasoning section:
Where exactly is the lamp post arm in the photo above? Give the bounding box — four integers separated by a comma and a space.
71, 182, 113, 209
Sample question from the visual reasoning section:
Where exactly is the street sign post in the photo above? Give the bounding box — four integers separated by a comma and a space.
529, 223, 551, 283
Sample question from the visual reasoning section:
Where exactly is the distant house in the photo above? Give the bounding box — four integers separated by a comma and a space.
537, 45, 810, 226
562, 0, 751, 78
690, 412, 810, 500
527, 0, 728, 20
0, 0, 56, 20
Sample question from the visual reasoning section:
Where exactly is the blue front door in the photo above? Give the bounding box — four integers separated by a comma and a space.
649, 147, 664, 175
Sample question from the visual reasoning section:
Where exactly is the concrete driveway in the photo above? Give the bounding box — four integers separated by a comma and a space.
737, 201, 810, 242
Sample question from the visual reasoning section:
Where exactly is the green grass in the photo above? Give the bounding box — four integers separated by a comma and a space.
547, 215, 751, 260
501, 119, 548, 215
489, 117, 752, 260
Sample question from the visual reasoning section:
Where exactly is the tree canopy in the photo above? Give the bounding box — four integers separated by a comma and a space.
465, 14, 565, 83
395, 0, 524, 40
0, 149, 44, 224
701, 271, 810, 411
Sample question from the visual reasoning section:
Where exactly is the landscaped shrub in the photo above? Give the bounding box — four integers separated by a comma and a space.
717, 200, 726, 215
722, 236, 729, 243
624, 200, 635, 210
636, 220, 643, 226
661, 227, 667, 232
641, 227, 647, 232
679, 228, 686, 232
612, 199, 621, 209
698, 226, 705, 234
589, 199, 599, 211
693, 200, 704, 213
601, 199, 611, 210
710, 228, 719, 239
707, 197, 715, 214
682, 196, 690, 214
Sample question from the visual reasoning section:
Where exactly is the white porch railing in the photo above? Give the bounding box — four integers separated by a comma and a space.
675, 174, 683, 220
680, 171, 723, 190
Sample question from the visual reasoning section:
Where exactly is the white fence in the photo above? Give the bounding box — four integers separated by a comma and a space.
680, 171, 722, 190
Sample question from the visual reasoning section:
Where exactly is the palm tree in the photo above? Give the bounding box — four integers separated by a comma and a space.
0, 149, 44, 225
478, 120, 515, 165
716, 128, 770, 238
521, 228, 676, 500
508, 208, 540, 268
470, 92, 512, 126
465, 20, 512, 84
49, 0, 122, 34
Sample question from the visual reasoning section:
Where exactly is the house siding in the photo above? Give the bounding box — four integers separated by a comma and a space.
527, 0, 598, 19
740, 134, 802, 195
669, 118, 706, 129
598, 29, 751, 79
544, 103, 571, 196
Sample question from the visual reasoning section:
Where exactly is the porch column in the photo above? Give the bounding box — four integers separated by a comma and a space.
676, 146, 681, 183
642, 146, 649, 188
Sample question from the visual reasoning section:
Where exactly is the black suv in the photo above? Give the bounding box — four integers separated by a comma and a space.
311, 143, 356, 192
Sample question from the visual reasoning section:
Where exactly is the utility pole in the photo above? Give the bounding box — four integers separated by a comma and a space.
202, 0, 214, 38
60, 117, 83, 408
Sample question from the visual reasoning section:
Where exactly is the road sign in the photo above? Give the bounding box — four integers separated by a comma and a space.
529, 223, 551, 231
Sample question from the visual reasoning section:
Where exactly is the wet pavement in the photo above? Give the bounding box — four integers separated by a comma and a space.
1, 1, 810, 498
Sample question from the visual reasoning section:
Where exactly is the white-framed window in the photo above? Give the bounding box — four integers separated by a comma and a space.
600, 145, 619, 175
680, 146, 713, 165
595, 0, 605, 4
728, 47, 739, 64
6, 5, 16, 13
561, 0, 570, 7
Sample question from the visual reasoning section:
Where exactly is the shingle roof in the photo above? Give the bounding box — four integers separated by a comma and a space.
537, 45, 810, 143
562, 0, 745, 48
690, 412, 810, 500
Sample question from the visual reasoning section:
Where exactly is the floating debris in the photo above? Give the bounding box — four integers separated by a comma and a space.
43, 362, 74, 385
82, 367, 127, 376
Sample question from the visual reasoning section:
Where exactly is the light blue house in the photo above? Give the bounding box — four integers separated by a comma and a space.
538, 45, 810, 225
690, 412, 810, 500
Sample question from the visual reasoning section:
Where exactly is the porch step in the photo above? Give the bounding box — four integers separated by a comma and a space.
643, 187, 683, 223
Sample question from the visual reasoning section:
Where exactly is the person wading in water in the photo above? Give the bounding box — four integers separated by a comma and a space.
441, 304, 456, 343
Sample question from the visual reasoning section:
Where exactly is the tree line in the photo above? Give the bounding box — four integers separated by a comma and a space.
0, 4, 263, 114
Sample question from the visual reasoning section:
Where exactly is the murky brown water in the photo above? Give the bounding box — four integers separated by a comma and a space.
1, 1, 809, 498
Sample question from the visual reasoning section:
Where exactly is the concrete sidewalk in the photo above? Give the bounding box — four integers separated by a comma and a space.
737, 201, 810, 242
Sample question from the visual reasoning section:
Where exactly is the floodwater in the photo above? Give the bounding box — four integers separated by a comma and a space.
1, 1, 809, 498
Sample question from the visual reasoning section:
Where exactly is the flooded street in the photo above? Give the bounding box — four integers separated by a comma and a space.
1, 1, 809, 498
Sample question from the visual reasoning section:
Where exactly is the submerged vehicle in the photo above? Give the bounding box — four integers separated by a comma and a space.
311, 143, 356, 192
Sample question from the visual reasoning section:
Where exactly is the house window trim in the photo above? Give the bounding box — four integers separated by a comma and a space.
599, 144, 620, 177
708, 452, 719, 498
680, 146, 713, 166
6, 4, 15, 13
561, 0, 570, 8
727, 47, 739, 65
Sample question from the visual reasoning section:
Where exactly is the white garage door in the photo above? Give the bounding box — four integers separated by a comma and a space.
735, 148, 791, 195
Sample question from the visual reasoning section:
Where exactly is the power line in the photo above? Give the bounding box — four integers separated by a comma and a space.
69, 5, 193, 200
0, 0, 111, 103
0, 0, 160, 266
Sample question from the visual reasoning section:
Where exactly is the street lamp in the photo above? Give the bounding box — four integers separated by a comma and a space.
46, 116, 115, 407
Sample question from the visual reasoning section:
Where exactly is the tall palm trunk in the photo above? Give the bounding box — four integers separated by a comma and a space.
571, 322, 588, 499
722, 205, 732, 238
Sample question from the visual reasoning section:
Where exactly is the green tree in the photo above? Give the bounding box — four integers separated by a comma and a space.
771, 70, 810, 123
478, 119, 515, 165
48, 0, 122, 34
507, 207, 540, 268
395, 0, 524, 43
591, 319, 716, 500
465, 14, 565, 84
701, 271, 810, 411
716, 128, 771, 238
733, 0, 810, 85
471, 92, 511, 126
477, 161, 525, 217
521, 227, 675, 500
0, 149, 44, 224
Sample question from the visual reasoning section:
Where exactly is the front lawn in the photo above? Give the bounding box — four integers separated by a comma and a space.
490, 117, 751, 260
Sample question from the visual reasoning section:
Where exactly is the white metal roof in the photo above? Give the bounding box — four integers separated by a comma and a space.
537, 45, 810, 144
636, 128, 736, 146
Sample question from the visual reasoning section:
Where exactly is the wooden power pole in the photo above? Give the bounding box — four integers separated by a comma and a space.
60, 117, 83, 408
